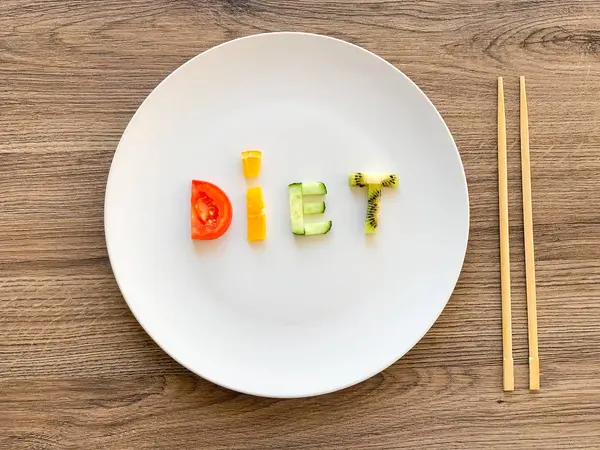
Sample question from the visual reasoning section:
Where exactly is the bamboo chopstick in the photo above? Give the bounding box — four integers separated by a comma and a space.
520, 76, 540, 391
498, 77, 514, 392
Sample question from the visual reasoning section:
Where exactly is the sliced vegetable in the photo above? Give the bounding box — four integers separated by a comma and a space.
303, 201, 326, 215
246, 186, 266, 241
304, 221, 332, 236
247, 213, 266, 242
301, 181, 327, 196
191, 180, 233, 240
241, 150, 262, 177
246, 186, 264, 216
288, 183, 305, 235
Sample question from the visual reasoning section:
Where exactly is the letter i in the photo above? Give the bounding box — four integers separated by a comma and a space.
241, 150, 266, 241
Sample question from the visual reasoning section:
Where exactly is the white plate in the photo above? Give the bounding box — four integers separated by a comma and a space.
105, 32, 469, 398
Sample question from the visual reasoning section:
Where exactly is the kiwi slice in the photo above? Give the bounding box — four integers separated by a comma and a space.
349, 172, 367, 187
349, 173, 398, 188
380, 174, 399, 188
365, 184, 382, 234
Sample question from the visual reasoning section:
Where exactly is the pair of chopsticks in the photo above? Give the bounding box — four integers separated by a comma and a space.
498, 76, 540, 392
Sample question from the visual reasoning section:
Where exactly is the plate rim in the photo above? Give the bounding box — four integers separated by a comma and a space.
104, 31, 470, 398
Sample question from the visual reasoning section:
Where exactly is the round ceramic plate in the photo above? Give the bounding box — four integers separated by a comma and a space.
105, 32, 469, 398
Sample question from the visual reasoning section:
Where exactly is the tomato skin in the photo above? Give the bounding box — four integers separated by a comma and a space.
191, 180, 233, 240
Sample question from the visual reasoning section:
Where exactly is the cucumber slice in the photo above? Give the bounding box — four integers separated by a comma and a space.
304, 221, 332, 236
365, 184, 382, 234
301, 181, 327, 196
303, 201, 326, 215
349, 173, 398, 188
288, 183, 304, 235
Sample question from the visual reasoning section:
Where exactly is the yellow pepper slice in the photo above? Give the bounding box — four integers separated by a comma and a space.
241, 150, 262, 177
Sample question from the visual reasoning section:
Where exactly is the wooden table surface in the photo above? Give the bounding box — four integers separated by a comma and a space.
2, 1, 600, 448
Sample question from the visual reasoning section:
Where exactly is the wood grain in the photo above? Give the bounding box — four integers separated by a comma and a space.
2, 0, 600, 448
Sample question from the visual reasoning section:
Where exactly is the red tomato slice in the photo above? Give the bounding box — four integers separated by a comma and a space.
191, 180, 233, 240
